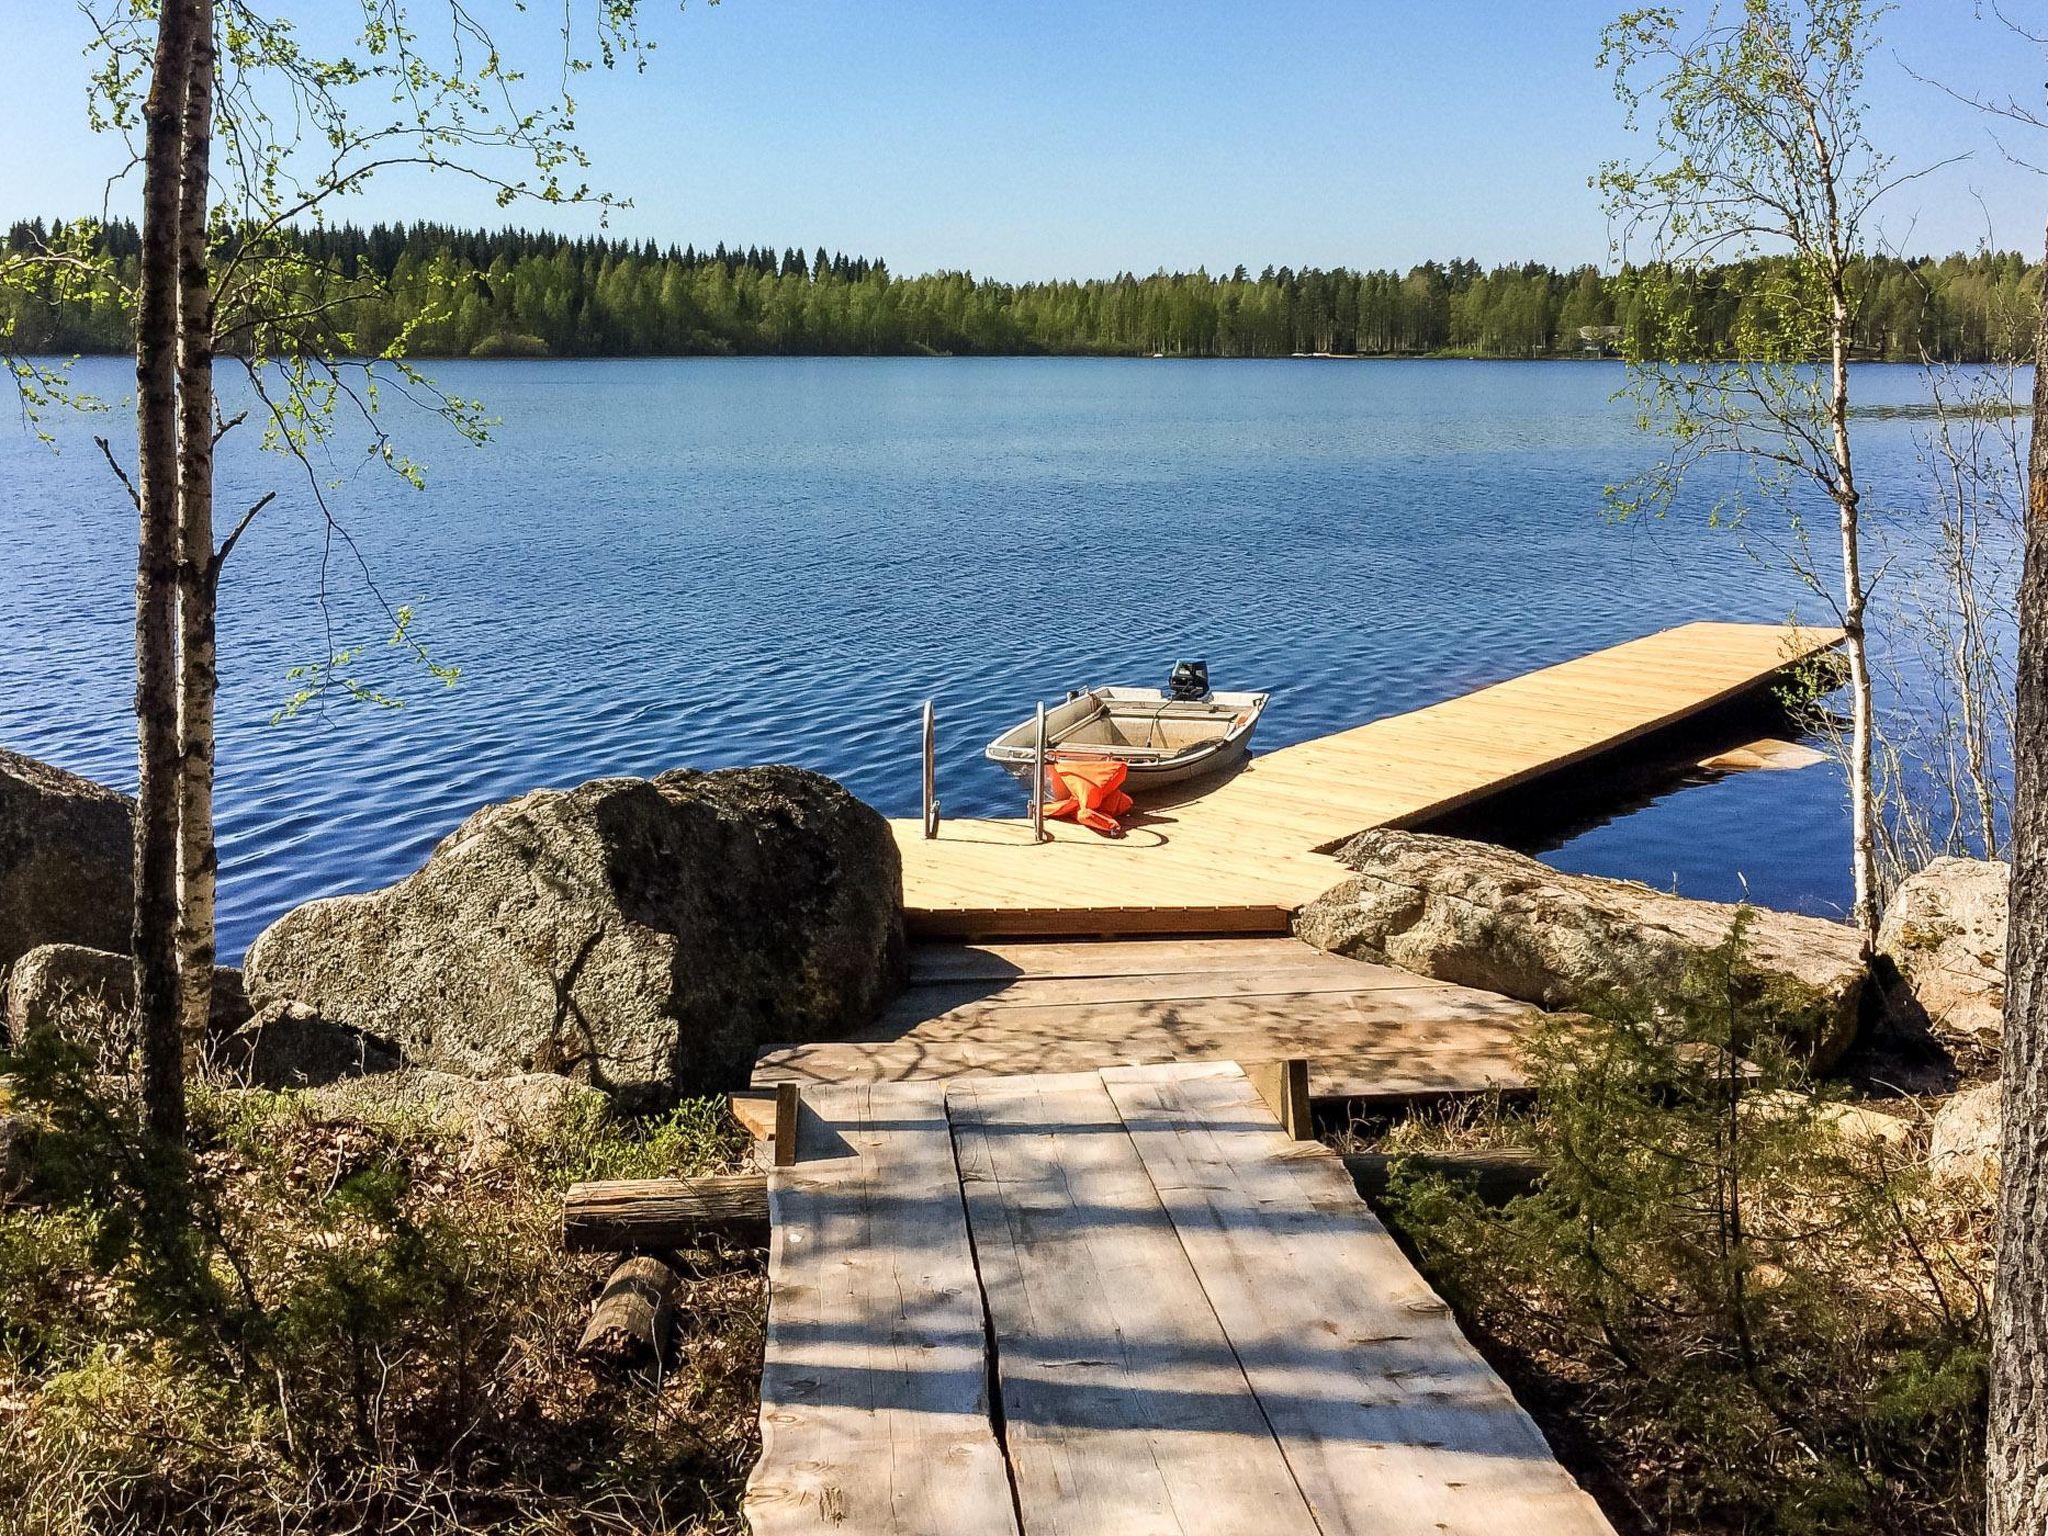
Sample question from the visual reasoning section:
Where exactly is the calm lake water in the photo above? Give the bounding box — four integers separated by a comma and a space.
0, 357, 2017, 957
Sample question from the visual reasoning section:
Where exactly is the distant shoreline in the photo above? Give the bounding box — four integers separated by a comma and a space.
34, 347, 2021, 369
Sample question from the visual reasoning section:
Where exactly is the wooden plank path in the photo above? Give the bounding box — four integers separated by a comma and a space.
952, 1072, 1320, 1534
744, 1082, 1018, 1535
746, 1064, 1615, 1535
893, 620, 1842, 938
757, 937, 1540, 1103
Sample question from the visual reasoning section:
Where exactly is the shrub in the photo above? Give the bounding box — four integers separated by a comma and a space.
468, 332, 550, 358
1389, 913, 1989, 1534
0, 1026, 761, 1535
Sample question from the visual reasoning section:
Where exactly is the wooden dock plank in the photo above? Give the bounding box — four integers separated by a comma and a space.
756, 939, 1536, 1103
895, 621, 1841, 937
1102, 1061, 1616, 1536
948, 1072, 1321, 1536
744, 1082, 1020, 1536
908, 937, 1336, 982
742, 1064, 1621, 1535
878, 965, 1479, 1017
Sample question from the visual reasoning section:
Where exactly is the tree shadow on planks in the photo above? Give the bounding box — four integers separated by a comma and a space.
755, 988, 1535, 1097
767, 1178, 1567, 1465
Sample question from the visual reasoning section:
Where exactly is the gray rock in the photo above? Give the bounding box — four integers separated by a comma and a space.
206, 1000, 400, 1089
0, 749, 132, 973
244, 765, 904, 1100
1297, 829, 1868, 1064
1928, 1082, 2001, 1185
1745, 1089, 1913, 1149
1877, 857, 2009, 1072
3, 942, 249, 1055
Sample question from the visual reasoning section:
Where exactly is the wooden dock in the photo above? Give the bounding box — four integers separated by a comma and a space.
730, 620, 1845, 1531
744, 1062, 1616, 1535
756, 937, 1540, 1103
894, 620, 1842, 939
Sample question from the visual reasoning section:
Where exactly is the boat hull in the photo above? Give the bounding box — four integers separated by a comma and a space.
985, 687, 1268, 798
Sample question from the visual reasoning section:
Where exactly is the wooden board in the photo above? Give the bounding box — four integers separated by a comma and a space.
742, 1064, 1613, 1536
908, 936, 1365, 983
744, 1082, 1020, 1536
948, 1072, 1321, 1535
896, 621, 1842, 937
758, 939, 1537, 1103
1698, 737, 1830, 772
1102, 1062, 1616, 1536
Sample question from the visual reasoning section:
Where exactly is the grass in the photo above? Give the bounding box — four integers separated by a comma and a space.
1324, 1089, 1539, 1156
1358, 921, 1991, 1536
0, 1048, 766, 1536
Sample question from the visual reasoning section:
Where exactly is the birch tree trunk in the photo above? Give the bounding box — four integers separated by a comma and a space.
173, 0, 217, 1063
1986, 217, 2048, 1536
1826, 277, 1878, 953
132, 0, 199, 1144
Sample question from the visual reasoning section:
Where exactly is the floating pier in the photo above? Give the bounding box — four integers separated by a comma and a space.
891, 620, 1844, 939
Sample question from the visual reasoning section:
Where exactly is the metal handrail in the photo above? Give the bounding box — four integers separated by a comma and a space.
1032, 701, 1048, 844
921, 700, 940, 838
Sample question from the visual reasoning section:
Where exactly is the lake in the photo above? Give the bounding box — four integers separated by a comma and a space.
0, 356, 2012, 957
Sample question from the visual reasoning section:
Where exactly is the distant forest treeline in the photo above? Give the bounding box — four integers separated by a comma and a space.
5, 218, 2042, 362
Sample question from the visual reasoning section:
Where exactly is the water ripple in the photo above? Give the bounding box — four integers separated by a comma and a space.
0, 356, 2006, 956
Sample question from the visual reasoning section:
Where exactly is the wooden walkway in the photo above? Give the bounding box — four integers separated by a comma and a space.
745, 1062, 1615, 1535
756, 937, 1540, 1103
893, 621, 1841, 938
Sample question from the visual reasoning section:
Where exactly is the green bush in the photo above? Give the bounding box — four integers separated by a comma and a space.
1389, 912, 1988, 1534
468, 331, 550, 358
0, 1028, 761, 1535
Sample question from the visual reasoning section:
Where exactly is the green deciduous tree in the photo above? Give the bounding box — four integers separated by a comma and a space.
1598, 0, 1941, 951
4, 0, 684, 1147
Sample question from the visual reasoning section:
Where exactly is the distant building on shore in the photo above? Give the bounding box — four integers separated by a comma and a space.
1577, 325, 1624, 356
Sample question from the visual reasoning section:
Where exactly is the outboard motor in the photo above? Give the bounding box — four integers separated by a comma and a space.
1166, 659, 1211, 702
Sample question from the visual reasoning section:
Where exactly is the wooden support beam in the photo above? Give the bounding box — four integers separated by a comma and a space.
1343, 1147, 1544, 1205
729, 1084, 804, 1168
560, 1146, 1544, 1249
563, 1174, 775, 1251
773, 1080, 800, 1168
727, 1090, 778, 1143
1245, 1057, 1312, 1139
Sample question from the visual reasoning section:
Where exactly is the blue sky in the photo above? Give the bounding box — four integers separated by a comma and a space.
1, 1, 2041, 280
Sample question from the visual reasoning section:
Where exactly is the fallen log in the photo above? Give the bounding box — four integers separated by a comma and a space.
578, 1255, 682, 1368
562, 1148, 1542, 1250
1343, 1147, 1544, 1205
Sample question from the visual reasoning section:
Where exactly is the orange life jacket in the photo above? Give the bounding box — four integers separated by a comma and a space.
1041, 755, 1134, 836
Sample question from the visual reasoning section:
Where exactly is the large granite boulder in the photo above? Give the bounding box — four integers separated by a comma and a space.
243, 766, 904, 1100
1297, 830, 1868, 1064
2, 942, 249, 1054
0, 749, 132, 973
1877, 857, 2008, 1074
